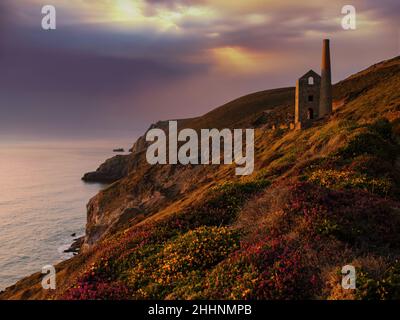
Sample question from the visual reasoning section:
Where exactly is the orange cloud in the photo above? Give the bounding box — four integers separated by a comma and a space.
210, 46, 279, 75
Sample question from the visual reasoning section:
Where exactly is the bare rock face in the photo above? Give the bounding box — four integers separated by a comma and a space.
82, 161, 208, 251
81, 121, 182, 249
81, 155, 130, 183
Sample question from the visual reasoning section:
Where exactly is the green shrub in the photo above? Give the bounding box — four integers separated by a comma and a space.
356, 262, 400, 300
336, 132, 397, 161
181, 179, 270, 227
336, 119, 398, 162
368, 118, 392, 140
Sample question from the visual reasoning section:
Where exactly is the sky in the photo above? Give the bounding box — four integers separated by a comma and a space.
0, 0, 399, 140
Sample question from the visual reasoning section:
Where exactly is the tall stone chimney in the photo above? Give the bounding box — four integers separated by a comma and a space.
319, 39, 332, 117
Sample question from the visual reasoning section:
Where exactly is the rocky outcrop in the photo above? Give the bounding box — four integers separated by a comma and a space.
82, 121, 172, 184
81, 155, 130, 183
129, 120, 171, 153
63, 237, 84, 255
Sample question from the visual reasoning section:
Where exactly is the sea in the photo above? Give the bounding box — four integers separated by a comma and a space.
0, 140, 130, 290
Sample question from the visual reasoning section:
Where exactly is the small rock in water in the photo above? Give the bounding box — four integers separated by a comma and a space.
71, 233, 76, 237
64, 237, 84, 254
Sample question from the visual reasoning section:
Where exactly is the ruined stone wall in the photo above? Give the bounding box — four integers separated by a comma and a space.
295, 72, 321, 128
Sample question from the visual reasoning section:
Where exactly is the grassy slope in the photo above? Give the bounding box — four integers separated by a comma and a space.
1, 56, 400, 300
182, 87, 294, 130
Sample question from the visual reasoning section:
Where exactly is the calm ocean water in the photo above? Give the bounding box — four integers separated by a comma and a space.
0, 141, 128, 290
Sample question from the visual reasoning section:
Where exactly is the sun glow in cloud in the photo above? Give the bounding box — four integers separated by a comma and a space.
105, 0, 216, 32
113, 0, 143, 20
22, 0, 215, 32
210, 46, 278, 75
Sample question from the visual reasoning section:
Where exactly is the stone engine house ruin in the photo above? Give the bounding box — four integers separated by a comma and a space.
295, 70, 321, 127
295, 39, 333, 129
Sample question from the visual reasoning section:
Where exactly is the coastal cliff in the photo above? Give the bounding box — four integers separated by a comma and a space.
1, 56, 400, 300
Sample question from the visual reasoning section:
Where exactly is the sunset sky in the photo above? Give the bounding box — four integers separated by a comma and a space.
0, 0, 399, 140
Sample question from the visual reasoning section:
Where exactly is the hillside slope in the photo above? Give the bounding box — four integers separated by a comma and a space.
1, 56, 400, 300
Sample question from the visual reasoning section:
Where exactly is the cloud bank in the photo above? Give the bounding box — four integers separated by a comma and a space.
0, 0, 398, 139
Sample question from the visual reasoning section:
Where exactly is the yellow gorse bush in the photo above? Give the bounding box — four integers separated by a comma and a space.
308, 169, 391, 195
126, 226, 240, 296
